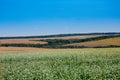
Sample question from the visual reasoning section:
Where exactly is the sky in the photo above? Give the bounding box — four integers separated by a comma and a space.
0, 0, 120, 37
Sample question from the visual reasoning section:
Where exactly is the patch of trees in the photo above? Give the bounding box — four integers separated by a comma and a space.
0, 44, 49, 48
1, 44, 120, 48
60, 45, 120, 48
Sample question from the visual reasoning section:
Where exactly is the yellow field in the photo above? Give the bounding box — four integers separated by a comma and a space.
65, 37, 120, 47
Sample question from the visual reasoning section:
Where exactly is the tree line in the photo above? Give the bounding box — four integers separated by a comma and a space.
0, 32, 120, 39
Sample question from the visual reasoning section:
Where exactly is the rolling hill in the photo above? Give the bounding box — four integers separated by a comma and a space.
64, 37, 120, 48
0, 32, 120, 48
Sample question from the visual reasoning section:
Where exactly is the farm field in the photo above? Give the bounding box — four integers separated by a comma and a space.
0, 35, 100, 45
0, 33, 120, 48
64, 37, 120, 47
0, 48, 120, 80
0, 39, 47, 45
0, 47, 49, 52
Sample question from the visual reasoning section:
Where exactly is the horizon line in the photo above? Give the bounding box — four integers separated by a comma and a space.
0, 32, 120, 38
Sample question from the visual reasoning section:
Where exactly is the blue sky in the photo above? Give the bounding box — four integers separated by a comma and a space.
0, 0, 120, 37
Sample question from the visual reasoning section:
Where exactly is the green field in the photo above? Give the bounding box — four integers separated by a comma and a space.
0, 48, 120, 80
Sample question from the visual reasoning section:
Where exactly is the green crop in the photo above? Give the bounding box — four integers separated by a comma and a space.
0, 48, 120, 80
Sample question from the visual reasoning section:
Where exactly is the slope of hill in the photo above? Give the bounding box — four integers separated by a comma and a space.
0, 35, 99, 45
0, 32, 120, 48
64, 37, 120, 48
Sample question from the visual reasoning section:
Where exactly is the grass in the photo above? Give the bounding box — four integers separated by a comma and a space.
0, 48, 120, 80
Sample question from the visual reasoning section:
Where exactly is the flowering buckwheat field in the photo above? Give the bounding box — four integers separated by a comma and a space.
0, 48, 120, 80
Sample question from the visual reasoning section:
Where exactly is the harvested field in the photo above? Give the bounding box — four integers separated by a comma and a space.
0, 47, 50, 52
64, 37, 120, 47
0, 39, 47, 45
